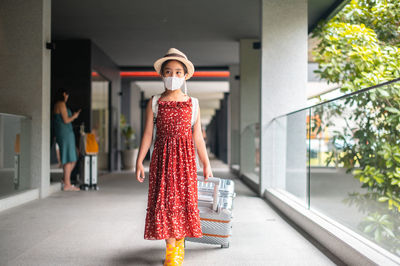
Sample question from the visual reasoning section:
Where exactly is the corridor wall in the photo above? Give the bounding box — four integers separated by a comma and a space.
0, 0, 51, 198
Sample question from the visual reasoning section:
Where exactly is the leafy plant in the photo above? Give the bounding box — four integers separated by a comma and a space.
311, 0, 400, 255
120, 114, 136, 150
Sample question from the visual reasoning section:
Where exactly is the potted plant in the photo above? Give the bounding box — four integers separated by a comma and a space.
120, 114, 138, 170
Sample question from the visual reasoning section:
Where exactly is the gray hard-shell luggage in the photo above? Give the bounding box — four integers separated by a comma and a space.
185, 176, 236, 248
78, 133, 99, 191
80, 155, 98, 191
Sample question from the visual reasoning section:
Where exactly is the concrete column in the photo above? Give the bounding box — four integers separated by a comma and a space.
260, 0, 308, 196
0, 0, 51, 198
121, 80, 131, 127
121, 79, 131, 148
130, 82, 142, 147
228, 64, 240, 167
239, 39, 261, 184
0, 117, 3, 168
121, 79, 141, 151
121, 80, 141, 148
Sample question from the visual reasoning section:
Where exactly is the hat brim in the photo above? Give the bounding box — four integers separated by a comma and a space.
154, 56, 195, 80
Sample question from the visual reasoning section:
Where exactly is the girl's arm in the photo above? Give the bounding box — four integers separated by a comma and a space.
135, 97, 154, 182
58, 102, 79, 124
192, 105, 213, 179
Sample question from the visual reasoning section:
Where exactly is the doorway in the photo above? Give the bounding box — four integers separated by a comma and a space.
91, 71, 110, 171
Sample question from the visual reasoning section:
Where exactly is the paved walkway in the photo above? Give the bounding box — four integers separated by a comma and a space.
0, 160, 336, 266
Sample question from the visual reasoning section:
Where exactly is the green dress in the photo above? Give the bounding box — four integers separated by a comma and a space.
54, 108, 77, 164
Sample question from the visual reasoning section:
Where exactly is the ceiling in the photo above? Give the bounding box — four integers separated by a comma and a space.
53, 0, 347, 127
52, 0, 347, 68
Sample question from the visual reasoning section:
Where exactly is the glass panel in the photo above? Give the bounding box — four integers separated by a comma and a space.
309, 80, 400, 257
91, 71, 110, 171
0, 114, 31, 198
274, 110, 309, 206
240, 123, 260, 184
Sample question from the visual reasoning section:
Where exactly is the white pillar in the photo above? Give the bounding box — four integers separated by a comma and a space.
0, 0, 52, 198
260, 0, 308, 196
0, 117, 3, 168
228, 64, 240, 168
239, 39, 261, 184
130, 82, 142, 146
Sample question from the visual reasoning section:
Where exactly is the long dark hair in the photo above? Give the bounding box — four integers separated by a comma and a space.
54, 88, 70, 102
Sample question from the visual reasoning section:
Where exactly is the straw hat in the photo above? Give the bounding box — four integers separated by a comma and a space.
153, 48, 195, 79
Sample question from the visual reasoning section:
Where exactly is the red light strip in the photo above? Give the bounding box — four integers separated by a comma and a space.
120, 71, 159, 77
119, 71, 230, 78
193, 71, 230, 77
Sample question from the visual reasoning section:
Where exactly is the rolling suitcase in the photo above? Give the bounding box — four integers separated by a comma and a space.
185, 176, 236, 248
79, 133, 99, 190
80, 155, 98, 190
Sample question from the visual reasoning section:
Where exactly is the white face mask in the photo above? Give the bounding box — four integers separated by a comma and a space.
163, 76, 185, 91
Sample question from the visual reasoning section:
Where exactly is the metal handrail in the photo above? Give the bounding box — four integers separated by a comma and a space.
241, 122, 260, 134
0, 113, 31, 119
273, 77, 400, 120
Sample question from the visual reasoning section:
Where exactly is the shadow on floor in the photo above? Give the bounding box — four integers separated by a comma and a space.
113, 244, 225, 266
112, 247, 164, 266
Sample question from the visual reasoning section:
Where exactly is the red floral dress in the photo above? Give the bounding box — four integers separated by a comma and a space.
144, 96, 203, 240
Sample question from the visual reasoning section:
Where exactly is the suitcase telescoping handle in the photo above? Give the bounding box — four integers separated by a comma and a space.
197, 176, 220, 211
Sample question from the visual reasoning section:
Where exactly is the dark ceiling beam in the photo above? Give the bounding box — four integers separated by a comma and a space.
308, 0, 351, 33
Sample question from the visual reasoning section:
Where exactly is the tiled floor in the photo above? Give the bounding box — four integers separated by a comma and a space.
0, 159, 336, 266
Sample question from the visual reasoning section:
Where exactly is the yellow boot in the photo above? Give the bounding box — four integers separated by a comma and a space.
175, 238, 185, 264
164, 243, 181, 266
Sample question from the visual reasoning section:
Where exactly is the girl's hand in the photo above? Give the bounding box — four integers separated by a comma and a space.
136, 162, 145, 183
73, 110, 80, 119
203, 164, 213, 181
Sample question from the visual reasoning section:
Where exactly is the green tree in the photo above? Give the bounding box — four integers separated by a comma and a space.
311, 0, 400, 255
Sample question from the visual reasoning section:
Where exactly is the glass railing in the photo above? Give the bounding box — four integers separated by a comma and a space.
0, 113, 32, 198
240, 122, 260, 184
271, 78, 400, 258
274, 110, 308, 205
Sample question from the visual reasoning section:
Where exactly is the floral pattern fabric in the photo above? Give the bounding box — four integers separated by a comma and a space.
144, 96, 203, 240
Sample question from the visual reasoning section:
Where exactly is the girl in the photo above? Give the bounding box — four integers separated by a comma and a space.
135, 48, 213, 266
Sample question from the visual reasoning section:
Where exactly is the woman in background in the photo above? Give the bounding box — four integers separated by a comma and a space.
53, 88, 81, 191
